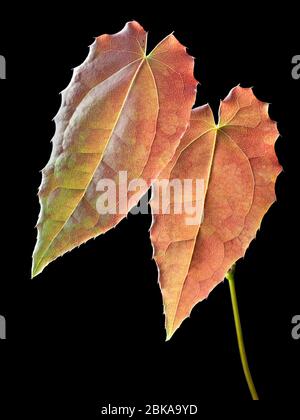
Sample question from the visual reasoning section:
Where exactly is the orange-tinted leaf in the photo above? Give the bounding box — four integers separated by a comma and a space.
32, 21, 197, 277
150, 86, 282, 339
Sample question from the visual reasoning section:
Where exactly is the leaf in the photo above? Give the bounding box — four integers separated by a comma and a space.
32, 21, 197, 277
150, 86, 282, 339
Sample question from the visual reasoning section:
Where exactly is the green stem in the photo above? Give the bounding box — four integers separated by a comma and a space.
226, 266, 259, 401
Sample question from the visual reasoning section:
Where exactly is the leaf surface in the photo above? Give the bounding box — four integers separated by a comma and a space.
32, 21, 197, 277
150, 86, 282, 339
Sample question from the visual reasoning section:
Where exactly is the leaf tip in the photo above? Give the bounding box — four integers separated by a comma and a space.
165, 330, 174, 342
31, 266, 38, 279
165, 321, 178, 341
31, 257, 43, 279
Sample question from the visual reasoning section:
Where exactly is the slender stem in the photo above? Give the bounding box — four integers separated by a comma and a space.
226, 266, 259, 400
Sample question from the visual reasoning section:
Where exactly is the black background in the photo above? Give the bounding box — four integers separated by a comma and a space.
0, 3, 299, 413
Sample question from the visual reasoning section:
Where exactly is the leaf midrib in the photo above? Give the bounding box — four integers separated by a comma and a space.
168, 123, 256, 334
168, 125, 218, 334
